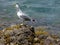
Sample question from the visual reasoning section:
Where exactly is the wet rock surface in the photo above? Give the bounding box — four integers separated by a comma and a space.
0, 24, 60, 45
0, 24, 35, 45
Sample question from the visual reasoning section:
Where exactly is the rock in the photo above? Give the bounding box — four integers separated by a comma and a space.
0, 24, 60, 45
38, 35, 48, 39
0, 27, 3, 30
34, 38, 38, 41
1, 24, 35, 45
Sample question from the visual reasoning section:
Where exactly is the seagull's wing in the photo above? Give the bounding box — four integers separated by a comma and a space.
20, 15, 31, 21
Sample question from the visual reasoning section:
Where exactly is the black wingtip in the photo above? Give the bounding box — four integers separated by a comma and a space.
32, 19, 35, 22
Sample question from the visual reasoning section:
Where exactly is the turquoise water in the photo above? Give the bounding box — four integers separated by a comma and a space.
0, 0, 60, 26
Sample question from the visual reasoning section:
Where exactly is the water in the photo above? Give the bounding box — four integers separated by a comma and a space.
0, 0, 60, 27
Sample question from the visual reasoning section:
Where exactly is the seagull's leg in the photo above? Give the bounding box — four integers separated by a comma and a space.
19, 18, 23, 24
23, 20, 24, 24
22, 20, 25, 25
22, 20, 27, 25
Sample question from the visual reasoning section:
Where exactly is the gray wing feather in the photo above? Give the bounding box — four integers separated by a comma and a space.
20, 15, 31, 21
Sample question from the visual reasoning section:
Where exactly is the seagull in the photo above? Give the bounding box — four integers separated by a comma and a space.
15, 3, 35, 23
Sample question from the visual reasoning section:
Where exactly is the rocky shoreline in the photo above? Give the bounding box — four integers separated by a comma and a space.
0, 23, 60, 45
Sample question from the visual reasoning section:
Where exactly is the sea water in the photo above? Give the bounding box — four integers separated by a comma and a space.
0, 0, 60, 27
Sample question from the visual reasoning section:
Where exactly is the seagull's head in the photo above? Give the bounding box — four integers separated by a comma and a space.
15, 3, 19, 8
14, 3, 20, 12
